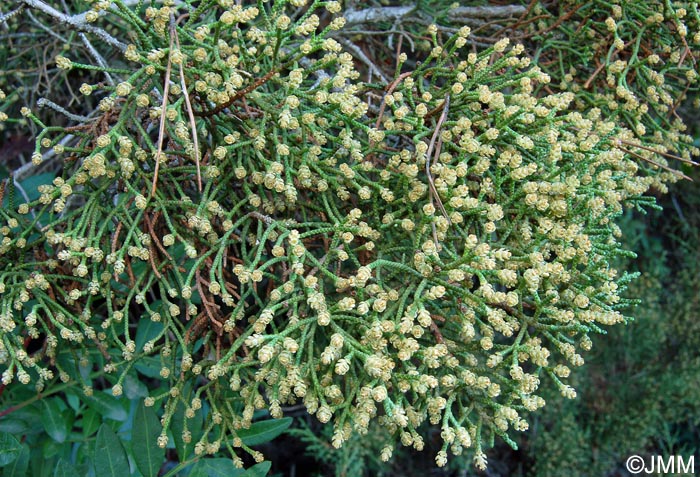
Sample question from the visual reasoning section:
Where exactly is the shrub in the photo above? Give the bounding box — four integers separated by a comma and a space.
0, 0, 697, 473
519, 170, 700, 477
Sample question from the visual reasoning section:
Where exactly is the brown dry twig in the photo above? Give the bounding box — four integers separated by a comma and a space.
617, 139, 698, 166
195, 67, 281, 118
150, 18, 175, 196
172, 16, 202, 192
616, 143, 692, 181
425, 94, 452, 224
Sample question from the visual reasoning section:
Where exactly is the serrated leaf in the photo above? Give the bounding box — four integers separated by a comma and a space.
131, 402, 164, 477
243, 461, 272, 477
83, 391, 128, 421
189, 458, 245, 477
0, 431, 22, 466
53, 458, 79, 477
4, 443, 29, 476
94, 424, 129, 477
41, 398, 70, 443
236, 417, 292, 447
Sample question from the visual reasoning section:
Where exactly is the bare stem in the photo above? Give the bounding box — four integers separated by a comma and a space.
20, 0, 126, 51
343, 4, 526, 27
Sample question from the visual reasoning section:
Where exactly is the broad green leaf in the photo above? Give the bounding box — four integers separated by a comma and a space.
75, 439, 95, 476
81, 408, 101, 437
65, 392, 80, 412
189, 458, 245, 477
0, 418, 28, 434
134, 357, 163, 379
29, 448, 56, 477
135, 314, 164, 350
94, 424, 129, 477
4, 443, 29, 476
41, 398, 70, 443
53, 458, 79, 477
243, 461, 272, 477
83, 391, 128, 421
131, 402, 164, 477
54, 355, 82, 384
0, 431, 22, 466
40, 436, 64, 459
237, 417, 292, 447
171, 401, 203, 461
123, 373, 148, 399
18, 173, 55, 202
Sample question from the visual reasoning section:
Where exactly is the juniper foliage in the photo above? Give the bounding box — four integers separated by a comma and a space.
0, 0, 697, 471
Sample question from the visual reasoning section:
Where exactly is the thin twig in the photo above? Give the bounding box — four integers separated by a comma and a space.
250, 211, 274, 225
339, 28, 415, 51
425, 95, 452, 224
150, 20, 175, 196
430, 320, 444, 344
147, 243, 162, 279
617, 139, 698, 165
171, 18, 201, 192
617, 145, 692, 181
299, 57, 331, 91
430, 135, 451, 222
583, 61, 606, 89
195, 269, 224, 333
336, 37, 389, 84
26, 10, 66, 43
79, 32, 114, 86
20, 0, 126, 51
374, 71, 413, 129
195, 67, 279, 117
343, 4, 525, 27
448, 5, 526, 20
308, 245, 343, 277
343, 6, 416, 26
37, 97, 93, 122
0, 6, 24, 26
144, 211, 172, 261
